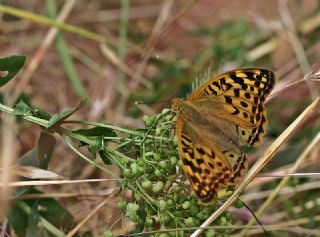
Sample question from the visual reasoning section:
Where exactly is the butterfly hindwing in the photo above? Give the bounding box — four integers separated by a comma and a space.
222, 150, 248, 184
177, 115, 234, 204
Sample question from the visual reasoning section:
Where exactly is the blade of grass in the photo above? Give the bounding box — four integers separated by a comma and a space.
238, 130, 320, 237
0, 4, 104, 42
46, 0, 88, 100
117, 0, 129, 115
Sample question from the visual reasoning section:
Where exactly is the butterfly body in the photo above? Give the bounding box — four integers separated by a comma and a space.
172, 68, 275, 204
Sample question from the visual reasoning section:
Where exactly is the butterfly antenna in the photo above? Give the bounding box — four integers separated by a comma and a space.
238, 198, 271, 237
134, 99, 170, 105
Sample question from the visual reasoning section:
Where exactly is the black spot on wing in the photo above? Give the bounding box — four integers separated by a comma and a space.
229, 73, 248, 90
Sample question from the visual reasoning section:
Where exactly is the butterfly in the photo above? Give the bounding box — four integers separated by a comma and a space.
171, 68, 275, 204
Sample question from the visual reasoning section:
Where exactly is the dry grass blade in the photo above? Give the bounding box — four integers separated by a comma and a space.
0, 115, 17, 220
191, 96, 320, 237
240, 215, 320, 236
8, 165, 64, 180
0, 178, 117, 187
238, 130, 320, 236
65, 191, 116, 237
6, 0, 77, 106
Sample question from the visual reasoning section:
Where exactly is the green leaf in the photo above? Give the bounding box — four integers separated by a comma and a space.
37, 132, 56, 169
12, 133, 56, 198
74, 127, 116, 137
35, 196, 77, 235
99, 149, 112, 165
8, 202, 28, 237
8, 192, 78, 237
48, 98, 86, 128
0, 55, 26, 87
13, 100, 33, 116
32, 107, 52, 120
13, 149, 38, 198
26, 202, 46, 237
87, 136, 104, 159
17, 149, 39, 167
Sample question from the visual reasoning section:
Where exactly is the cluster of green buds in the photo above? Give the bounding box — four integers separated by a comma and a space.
113, 108, 233, 236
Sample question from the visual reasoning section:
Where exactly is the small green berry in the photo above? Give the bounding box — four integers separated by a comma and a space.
136, 158, 145, 166
159, 200, 167, 211
143, 115, 154, 126
153, 153, 160, 161
146, 217, 155, 227
118, 200, 127, 210
169, 156, 177, 166
130, 162, 137, 170
128, 213, 140, 223
218, 216, 227, 225
182, 201, 191, 209
137, 165, 145, 173
155, 169, 162, 178
184, 217, 195, 227
142, 180, 152, 190
159, 160, 167, 169
224, 211, 231, 220
159, 213, 171, 225
159, 233, 170, 237
120, 156, 129, 164
166, 199, 174, 208
152, 181, 164, 193
204, 229, 216, 237
234, 199, 244, 208
122, 168, 131, 177
127, 203, 139, 213
104, 230, 113, 237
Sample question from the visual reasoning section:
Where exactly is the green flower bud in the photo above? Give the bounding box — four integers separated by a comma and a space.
159, 213, 171, 225
159, 200, 167, 211
152, 181, 164, 193
117, 200, 127, 210
104, 230, 113, 237
127, 203, 140, 213
204, 229, 216, 237
122, 168, 131, 177
142, 180, 152, 190
136, 158, 145, 166
184, 217, 195, 227
170, 156, 177, 166
159, 160, 167, 169
182, 201, 191, 209
166, 199, 174, 208
146, 217, 155, 227
234, 199, 244, 208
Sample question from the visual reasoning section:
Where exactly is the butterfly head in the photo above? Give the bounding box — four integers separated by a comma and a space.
171, 98, 184, 112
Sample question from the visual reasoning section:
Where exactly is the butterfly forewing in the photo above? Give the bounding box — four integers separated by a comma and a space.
190, 68, 275, 146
